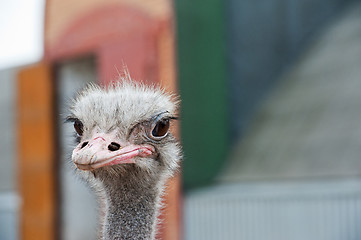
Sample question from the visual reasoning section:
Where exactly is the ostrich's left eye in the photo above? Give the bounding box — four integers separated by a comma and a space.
74, 119, 84, 136
151, 119, 169, 139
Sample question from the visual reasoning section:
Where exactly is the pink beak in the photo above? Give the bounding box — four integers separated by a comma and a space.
72, 134, 155, 171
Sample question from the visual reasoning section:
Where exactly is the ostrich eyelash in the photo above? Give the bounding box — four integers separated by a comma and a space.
65, 116, 79, 123
153, 111, 179, 121
169, 116, 179, 120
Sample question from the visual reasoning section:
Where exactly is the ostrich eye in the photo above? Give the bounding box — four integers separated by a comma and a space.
74, 119, 84, 136
151, 119, 169, 139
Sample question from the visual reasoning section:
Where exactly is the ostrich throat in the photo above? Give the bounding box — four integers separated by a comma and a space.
96, 168, 162, 240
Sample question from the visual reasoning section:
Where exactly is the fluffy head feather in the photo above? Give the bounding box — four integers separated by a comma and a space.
68, 80, 181, 180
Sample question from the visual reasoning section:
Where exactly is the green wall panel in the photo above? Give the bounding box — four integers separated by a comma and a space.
175, 0, 228, 189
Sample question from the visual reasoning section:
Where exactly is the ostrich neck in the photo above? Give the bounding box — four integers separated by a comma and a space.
98, 173, 162, 240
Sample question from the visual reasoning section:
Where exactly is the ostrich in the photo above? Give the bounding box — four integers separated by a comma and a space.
67, 78, 181, 240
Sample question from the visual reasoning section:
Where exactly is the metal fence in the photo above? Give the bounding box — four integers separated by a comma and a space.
185, 179, 361, 240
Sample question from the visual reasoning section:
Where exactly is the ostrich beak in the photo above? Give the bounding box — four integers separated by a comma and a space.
72, 134, 155, 170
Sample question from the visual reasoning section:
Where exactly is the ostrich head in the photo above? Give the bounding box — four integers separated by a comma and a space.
66, 78, 181, 240
67, 80, 181, 186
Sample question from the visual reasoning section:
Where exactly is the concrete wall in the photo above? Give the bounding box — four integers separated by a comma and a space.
227, 0, 357, 143
0, 68, 16, 191
57, 56, 98, 240
0, 68, 19, 240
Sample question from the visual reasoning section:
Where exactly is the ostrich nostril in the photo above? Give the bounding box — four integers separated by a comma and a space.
108, 142, 121, 151
81, 141, 89, 149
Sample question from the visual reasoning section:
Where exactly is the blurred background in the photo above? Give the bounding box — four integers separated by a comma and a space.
1, 0, 361, 239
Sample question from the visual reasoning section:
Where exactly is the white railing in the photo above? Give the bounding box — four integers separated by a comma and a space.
185, 179, 361, 240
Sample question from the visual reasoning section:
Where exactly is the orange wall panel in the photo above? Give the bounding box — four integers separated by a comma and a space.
18, 63, 57, 240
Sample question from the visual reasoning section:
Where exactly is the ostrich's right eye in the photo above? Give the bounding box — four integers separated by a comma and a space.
151, 119, 170, 139
74, 120, 84, 136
